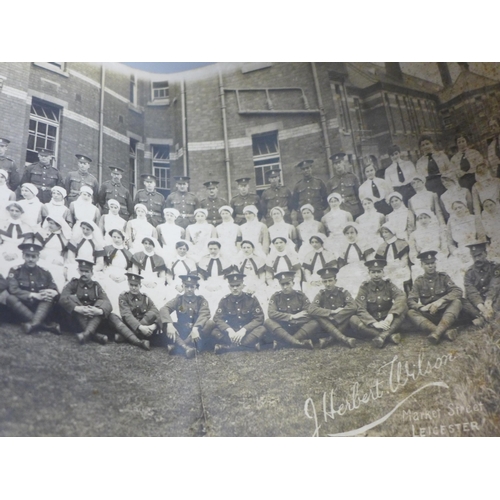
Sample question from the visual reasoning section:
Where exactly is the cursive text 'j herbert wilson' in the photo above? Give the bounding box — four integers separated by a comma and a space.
304, 351, 455, 437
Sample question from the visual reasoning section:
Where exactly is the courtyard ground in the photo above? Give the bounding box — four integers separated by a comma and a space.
1, 319, 499, 437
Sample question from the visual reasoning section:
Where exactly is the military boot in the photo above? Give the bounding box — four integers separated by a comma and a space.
173, 335, 195, 359
272, 326, 313, 349
109, 314, 149, 350
6, 296, 34, 331
30, 302, 53, 332
317, 319, 356, 349
76, 316, 102, 344
428, 312, 456, 345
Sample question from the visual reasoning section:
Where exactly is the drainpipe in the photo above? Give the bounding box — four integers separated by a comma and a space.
181, 79, 188, 176
311, 62, 333, 177
219, 69, 231, 200
98, 64, 105, 184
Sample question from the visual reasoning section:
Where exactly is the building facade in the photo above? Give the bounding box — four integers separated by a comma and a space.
0, 62, 498, 202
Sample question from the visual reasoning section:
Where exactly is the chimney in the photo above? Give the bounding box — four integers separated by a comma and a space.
385, 62, 403, 81
458, 62, 470, 72
437, 63, 452, 87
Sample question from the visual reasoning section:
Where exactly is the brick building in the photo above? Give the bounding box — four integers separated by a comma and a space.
0, 62, 498, 203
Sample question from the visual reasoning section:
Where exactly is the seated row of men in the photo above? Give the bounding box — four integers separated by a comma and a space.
2, 236, 498, 357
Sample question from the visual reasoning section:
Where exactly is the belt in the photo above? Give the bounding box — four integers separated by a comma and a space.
38, 186, 52, 191
179, 214, 194, 218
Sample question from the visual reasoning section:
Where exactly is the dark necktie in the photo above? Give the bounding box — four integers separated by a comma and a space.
371, 181, 380, 199
396, 163, 405, 183
207, 258, 223, 276
427, 154, 439, 176
310, 251, 326, 272
460, 153, 471, 172
496, 137, 500, 160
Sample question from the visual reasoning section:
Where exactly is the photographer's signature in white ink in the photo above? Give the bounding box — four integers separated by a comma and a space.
304, 351, 455, 436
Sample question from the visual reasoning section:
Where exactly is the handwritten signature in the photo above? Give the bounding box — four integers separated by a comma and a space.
304, 351, 455, 437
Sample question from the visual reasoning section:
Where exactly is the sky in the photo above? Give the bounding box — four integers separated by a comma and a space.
122, 62, 215, 74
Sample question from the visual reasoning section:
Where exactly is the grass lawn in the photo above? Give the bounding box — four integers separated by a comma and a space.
1, 319, 499, 437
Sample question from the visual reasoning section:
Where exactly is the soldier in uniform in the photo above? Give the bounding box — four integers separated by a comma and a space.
5, 239, 60, 334
265, 271, 315, 350
327, 153, 363, 219
200, 180, 228, 226
160, 273, 216, 357
0, 138, 20, 191
462, 241, 500, 327
20, 148, 63, 204
107, 272, 157, 351
407, 250, 463, 344
291, 160, 328, 222
164, 176, 199, 230
59, 258, 113, 345
98, 165, 134, 219
65, 154, 99, 205
133, 173, 165, 227
230, 177, 261, 226
212, 272, 269, 353
307, 267, 358, 349
349, 258, 409, 348
260, 169, 293, 226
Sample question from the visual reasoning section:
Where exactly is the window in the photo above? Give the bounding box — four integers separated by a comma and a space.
152, 145, 171, 194
384, 93, 396, 134
26, 99, 60, 164
333, 83, 349, 131
129, 139, 138, 196
252, 131, 281, 189
130, 74, 137, 104
32, 62, 68, 76
151, 81, 169, 101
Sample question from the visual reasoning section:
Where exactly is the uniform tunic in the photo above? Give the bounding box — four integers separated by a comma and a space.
408, 272, 462, 307
327, 172, 363, 218
260, 185, 293, 225
308, 286, 358, 327
200, 196, 228, 226
133, 190, 165, 227
292, 177, 328, 220
214, 292, 265, 333
65, 171, 100, 205
165, 191, 199, 229
59, 277, 112, 317
7, 263, 58, 307
20, 162, 63, 203
463, 261, 500, 313
160, 294, 212, 337
230, 192, 261, 225
267, 289, 315, 327
98, 180, 134, 219
118, 290, 160, 330
353, 279, 407, 325
0, 156, 20, 191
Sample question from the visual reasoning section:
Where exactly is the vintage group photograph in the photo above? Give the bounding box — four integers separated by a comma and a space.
0, 61, 499, 437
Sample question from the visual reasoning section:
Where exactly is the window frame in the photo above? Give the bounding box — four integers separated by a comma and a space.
252, 131, 282, 190
32, 62, 69, 77
151, 81, 170, 104
152, 145, 171, 191
26, 99, 61, 166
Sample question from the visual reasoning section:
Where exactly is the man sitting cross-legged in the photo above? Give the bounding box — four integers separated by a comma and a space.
407, 250, 462, 344
5, 239, 60, 334
160, 273, 216, 358
349, 258, 409, 348
265, 271, 315, 350
307, 267, 358, 349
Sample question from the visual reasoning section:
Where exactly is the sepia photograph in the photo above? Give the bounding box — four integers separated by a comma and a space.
0, 61, 499, 438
